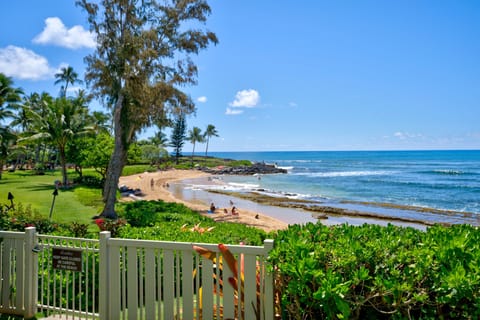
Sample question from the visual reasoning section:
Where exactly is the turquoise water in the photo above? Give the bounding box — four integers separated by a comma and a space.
178, 150, 480, 225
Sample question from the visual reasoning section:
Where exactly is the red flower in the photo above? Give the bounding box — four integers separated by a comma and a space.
94, 218, 105, 230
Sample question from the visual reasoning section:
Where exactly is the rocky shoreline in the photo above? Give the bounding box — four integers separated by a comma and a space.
199, 162, 287, 175
206, 189, 477, 227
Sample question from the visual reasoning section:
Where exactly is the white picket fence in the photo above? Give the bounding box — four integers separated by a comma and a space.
0, 227, 275, 319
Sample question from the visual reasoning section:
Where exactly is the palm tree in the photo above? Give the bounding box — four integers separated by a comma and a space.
187, 127, 204, 167
150, 130, 168, 148
0, 127, 16, 179
203, 124, 219, 158
0, 73, 23, 119
0, 74, 23, 174
21, 92, 54, 164
22, 96, 94, 186
54, 66, 83, 97
90, 111, 112, 134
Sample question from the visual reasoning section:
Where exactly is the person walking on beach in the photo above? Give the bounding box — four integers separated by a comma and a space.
150, 178, 154, 190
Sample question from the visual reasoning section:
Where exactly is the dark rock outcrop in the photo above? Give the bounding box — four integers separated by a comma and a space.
199, 162, 287, 175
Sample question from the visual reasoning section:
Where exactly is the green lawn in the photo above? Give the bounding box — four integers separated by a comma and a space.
0, 169, 102, 225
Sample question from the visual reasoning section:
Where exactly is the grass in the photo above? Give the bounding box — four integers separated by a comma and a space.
0, 169, 102, 225
0, 157, 251, 227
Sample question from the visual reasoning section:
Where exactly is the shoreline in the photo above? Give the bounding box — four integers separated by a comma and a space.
118, 169, 288, 232
117, 169, 452, 232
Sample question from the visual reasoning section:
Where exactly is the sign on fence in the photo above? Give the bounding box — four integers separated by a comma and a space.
52, 248, 83, 272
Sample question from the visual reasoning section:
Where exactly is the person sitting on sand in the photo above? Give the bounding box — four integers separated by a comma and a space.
231, 206, 238, 216
209, 202, 216, 213
223, 208, 228, 214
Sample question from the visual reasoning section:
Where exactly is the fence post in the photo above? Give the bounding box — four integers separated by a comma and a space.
263, 239, 275, 320
24, 227, 38, 319
99, 231, 111, 320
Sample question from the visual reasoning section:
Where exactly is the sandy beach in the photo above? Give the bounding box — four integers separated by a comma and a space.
118, 169, 289, 232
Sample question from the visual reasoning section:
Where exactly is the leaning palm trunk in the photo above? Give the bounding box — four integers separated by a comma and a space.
102, 96, 128, 219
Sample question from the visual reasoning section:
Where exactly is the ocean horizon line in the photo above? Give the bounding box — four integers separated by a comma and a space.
181, 149, 480, 157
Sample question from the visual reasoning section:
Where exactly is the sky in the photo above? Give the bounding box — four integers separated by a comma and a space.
1, 1, 479, 152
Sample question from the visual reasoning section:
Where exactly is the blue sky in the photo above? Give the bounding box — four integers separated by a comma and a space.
1, 1, 479, 152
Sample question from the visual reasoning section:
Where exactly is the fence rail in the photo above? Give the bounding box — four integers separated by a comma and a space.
0, 228, 274, 319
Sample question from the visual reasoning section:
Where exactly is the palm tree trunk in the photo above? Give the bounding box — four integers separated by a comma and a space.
191, 143, 195, 167
205, 138, 209, 157
102, 95, 127, 219
59, 147, 68, 187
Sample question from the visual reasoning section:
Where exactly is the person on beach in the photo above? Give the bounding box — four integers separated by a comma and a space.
223, 208, 228, 214
231, 206, 238, 215
210, 202, 216, 213
150, 178, 154, 190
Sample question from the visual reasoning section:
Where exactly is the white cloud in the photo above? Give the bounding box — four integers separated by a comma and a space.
393, 131, 423, 140
33, 17, 96, 49
289, 102, 298, 107
225, 107, 244, 115
0, 45, 56, 80
197, 96, 207, 103
229, 89, 260, 108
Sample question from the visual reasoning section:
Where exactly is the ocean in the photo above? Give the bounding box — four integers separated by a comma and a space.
172, 150, 480, 227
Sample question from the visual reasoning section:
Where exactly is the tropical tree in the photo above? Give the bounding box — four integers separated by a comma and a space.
0, 127, 17, 179
187, 126, 203, 166
0, 73, 23, 110
23, 96, 94, 187
203, 124, 218, 157
21, 92, 54, 164
80, 132, 114, 180
54, 66, 83, 97
77, 0, 218, 218
0, 73, 23, 173
90, 110, 112, 134
150, 130, 169, 148
170, 114, 187, 164
0, 73, 22, 129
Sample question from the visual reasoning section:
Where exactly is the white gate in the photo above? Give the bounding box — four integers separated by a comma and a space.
36, 234, 100, 319
0, 227, 37, 318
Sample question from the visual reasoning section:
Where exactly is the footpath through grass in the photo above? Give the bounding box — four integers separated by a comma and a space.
0, 169, 102, 225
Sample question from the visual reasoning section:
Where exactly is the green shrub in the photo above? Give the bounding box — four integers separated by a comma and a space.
0, 203, 61, 233
74, 175, 104, 188
117, 200, 267, 245
118, 201, 159, 227
269, 223, 480, 319
69, 222, 90, 238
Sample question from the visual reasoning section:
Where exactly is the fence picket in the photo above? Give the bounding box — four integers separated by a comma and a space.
163, 249, 174, 319
145, 248, 155, 318
181, 250, 194, 319
127, 246, 139, 320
